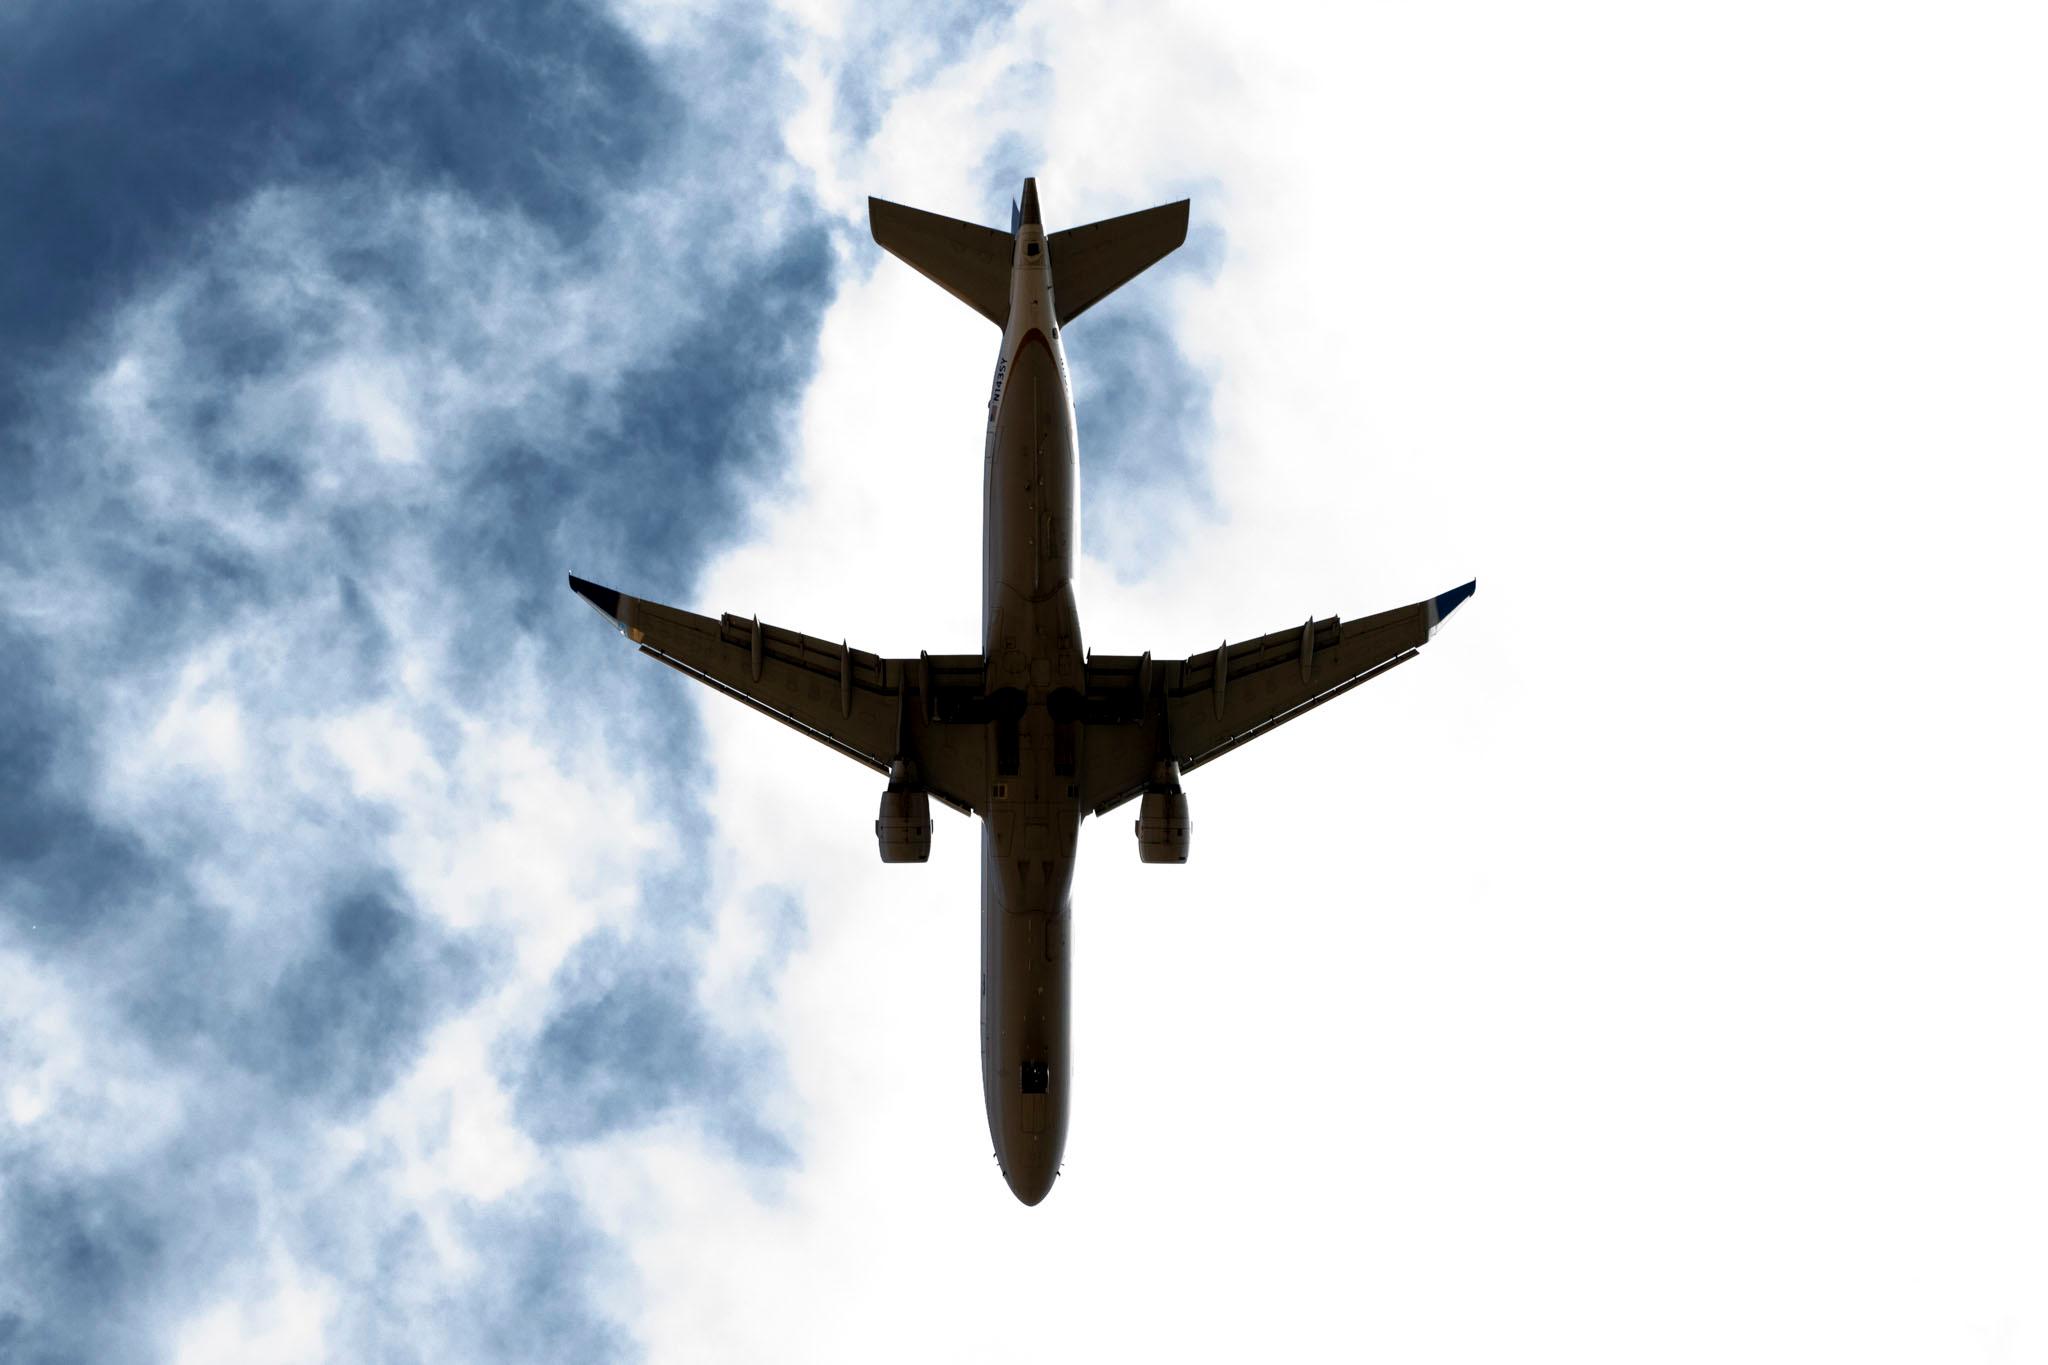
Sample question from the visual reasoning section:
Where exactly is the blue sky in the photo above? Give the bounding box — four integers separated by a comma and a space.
5, 1, 2046, 1361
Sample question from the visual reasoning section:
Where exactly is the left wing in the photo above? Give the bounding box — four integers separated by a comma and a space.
1079, 581, 1475, 816
568, 576, 987, 814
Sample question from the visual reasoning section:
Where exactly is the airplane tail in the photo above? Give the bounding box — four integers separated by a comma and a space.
867, 197, 1015, 327
1044, 194, 1189, 326
868, 181, 1189, 329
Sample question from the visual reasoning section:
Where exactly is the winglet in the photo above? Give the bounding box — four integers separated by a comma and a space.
1427, 579, 1477, 636
568, 574, 623, 623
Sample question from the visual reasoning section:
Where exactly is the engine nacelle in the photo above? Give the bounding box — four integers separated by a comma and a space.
876, 787, 932, 863
1134, 787, 1191, 864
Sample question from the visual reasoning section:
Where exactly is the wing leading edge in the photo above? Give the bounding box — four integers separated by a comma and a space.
568, 575, 987, 815
1078, 580, 1476, 816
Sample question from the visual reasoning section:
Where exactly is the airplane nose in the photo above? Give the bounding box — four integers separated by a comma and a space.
998, 1123, 1060, 1205
1003, 1149, 1057, 1206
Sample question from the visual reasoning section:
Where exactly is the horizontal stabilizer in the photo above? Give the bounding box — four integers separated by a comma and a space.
1047, 199, 1189, 325
869, 198, 1014, 327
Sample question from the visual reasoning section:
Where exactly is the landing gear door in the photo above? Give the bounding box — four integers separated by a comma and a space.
1020, 1058, 1049, 1134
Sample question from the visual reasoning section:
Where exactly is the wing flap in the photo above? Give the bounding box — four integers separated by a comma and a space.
1166, 589, 1467, 770
569, 576, 987, 813
1079, 581, 1475, 814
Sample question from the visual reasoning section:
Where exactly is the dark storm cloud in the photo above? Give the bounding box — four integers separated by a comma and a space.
156, 886, 489, 1112
0, 623, 152, 944
0, 769, 521, 1355
512, 928, 794, 1165
0, 0, 833, 1357
1071, 216, 1228, 578
0, 0, 664, 421
2, 1162, 205, 1363
3, 1122, 639, 1364
0, 1080, 336, 1364
538, 216, 835, 590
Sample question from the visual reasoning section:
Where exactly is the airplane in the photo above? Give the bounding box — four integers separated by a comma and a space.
570, 178, 1475, 1206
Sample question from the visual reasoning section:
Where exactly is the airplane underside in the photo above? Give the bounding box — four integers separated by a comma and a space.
570, 178, 1474, 1205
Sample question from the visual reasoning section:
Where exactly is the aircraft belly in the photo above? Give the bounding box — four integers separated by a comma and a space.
985, 344, 1076, 619
980, 821, 1072, 1205
978, 296, 1083, 1204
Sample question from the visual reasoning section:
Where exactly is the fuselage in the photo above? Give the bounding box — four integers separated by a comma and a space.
576, 181, 1466, 1208
978, 195, 1083, 1205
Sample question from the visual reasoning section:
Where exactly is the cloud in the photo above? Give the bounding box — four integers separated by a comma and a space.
814, 0, 1022, 148
217, 887, 488, 1112
306, 1179, 637, 1365
1, 0, 839, 1357
1067, 214, 1226, 579
512, 927, 794, 1163
0, 0, 668, 426
1, 1160, 202, 1362
9, 0, 2043, 1359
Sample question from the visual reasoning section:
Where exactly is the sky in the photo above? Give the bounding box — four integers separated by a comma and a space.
1, 1, 2044, 1361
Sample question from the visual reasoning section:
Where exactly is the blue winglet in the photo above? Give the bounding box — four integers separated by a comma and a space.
568, 574, 623, 622
1429, 579, 1476, 634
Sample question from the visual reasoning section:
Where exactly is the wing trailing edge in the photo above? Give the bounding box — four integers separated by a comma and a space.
1078, 580, 1477, 815
566, 575, 987, 815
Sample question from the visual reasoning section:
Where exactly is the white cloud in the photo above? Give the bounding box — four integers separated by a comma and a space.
0, 951, 189, 1166
172, 1256, 336, 1365
6, 1, 2041, 1358
1, 40, 838, 1349
583, 0, 2048, 1359
315, 357, 422, 467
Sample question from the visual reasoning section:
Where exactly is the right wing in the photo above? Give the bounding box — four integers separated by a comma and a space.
569, 576, 987, 814
1080, 581, 1475, 815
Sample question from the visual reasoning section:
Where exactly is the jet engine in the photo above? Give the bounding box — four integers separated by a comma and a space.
876, 764, 932, 863
1133, 762, 1191, 864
